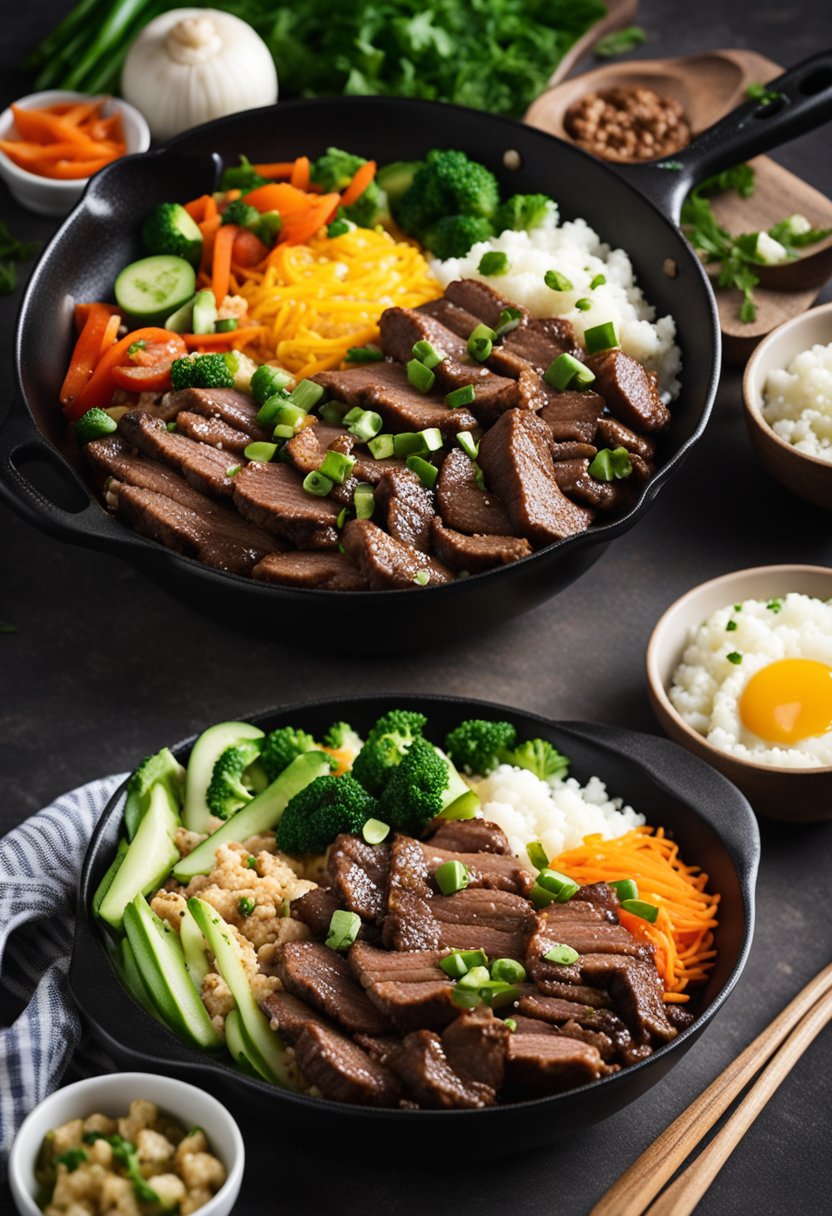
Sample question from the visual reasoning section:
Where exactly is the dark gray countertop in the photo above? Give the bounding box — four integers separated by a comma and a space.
1, 2, 831, 1213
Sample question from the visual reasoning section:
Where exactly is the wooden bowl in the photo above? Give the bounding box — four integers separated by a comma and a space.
742, 302, 832, 510
646, 565, 832, 823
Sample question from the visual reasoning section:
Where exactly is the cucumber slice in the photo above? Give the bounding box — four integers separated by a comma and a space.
118, 936, 158, 1020
114, 255, 196, 324
98, 784, 180, 930
434, 746, 480, 819
192, 289, 218, 335
180, 904, 212, 989
165, 294, 196, 333
124, 895, 222, 1051
174, 750, 331, 883
225, 1008, 267, 1080
377, 161, 422, 208
183, 721, 265, 834
189, 897, 297, 1087
124, 747, 185, 840
92, 838, 128, 919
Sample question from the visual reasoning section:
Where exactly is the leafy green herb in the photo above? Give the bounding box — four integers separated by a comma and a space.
56, 1148, 87, 1172
727, 651, 743, 665
726, 619, 738, 632
0, 222, 40, 295
766, 598, 783, 614
594, 26, 647, 58
82, 1134, 162, 1206
746, 82, 787, 106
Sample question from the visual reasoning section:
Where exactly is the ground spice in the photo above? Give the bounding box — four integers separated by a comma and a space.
565, 85, 691, 162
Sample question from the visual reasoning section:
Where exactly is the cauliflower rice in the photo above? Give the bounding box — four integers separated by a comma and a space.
431, 204, 681, 400
762, 341, 832, 463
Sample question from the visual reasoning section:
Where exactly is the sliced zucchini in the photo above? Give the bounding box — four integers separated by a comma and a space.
118, 936, 158, 1020
124, 746, 185, 840
97, 784, 180, 930
180, 904, 212, 989
114, 255, 196, 324
174, 750, 331, 883
182, 721, 265, 835
165, 294, 196, 333
225, 1008, 266, 1080
92, 838, 128, 919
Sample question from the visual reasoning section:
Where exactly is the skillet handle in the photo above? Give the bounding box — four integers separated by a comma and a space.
615, 49, 832, 222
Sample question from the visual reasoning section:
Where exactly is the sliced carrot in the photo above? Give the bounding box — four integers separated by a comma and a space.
98, 312, 122, 355
74, 301, 121, 334
60, 303, 113, 412
83, 115, 124, 143
280, 194, 341, 246
252, 161, 294, 178
211, 223, 238, 307
181, 326, 265, 349
11, 105, 113, 155
34, 157, 115, 179
184, 194, 218, 223
60, 99, 103, 127
290, 155, 310, 191
198, 213, 222, 274
341, 160, 376, 207
231, 228, 268, 268
68, 327, 175, 418
243, 182, 313, 215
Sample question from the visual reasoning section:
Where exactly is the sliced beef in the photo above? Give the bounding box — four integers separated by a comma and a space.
283, 427, 356, 507
382, 834, 440, 951
173, 411, 250, 454
353, 1035, 401, 1068
251, 551, 368, 590
86, 435, 230, 516
424, 818, 510, 855
666, 1004, 695, 1031
571, 882, 621, 913
342, 519, 452, 590
274, 941, 391, 1035
430, 516, 531, 573
349, 941, 455, 1032
262, 990, 331, 1042
551, 459, 631, 511
516, 993, 628, 1038
435, 448, 514, 537
538, 387, 606, 443
419, 297, 529, 379
375, 468, 434, 553
420, 840, 534, 898
432, 888, 537, 959
504, 1032, 608, 1096
390, 1030, 495, 1108
534, 900, 652, 960
557, 1019, 618, 1063
291, 887, 345, 939
233, 461, 340, 550
329, 835, 390, 923
161, 386, 271, 440
118, 410, 238, 498
444, 280, 529, 330
595, 415, 657, 461
579, 954, 677, 1046
587, 349, 670, 433
294, 1022, 400, 1107
313, 362, 477, 436
478, 409, 594, 545
501, 316, 579, 372
441, 1007, 509, 1091
534, 980, 613, 1008
506, 1015, 559, 1036
551, 441, 598, 462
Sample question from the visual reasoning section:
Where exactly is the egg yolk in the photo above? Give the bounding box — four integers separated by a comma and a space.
739, 658, 832, 745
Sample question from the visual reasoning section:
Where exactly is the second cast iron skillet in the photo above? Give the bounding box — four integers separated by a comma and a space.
1, 54, 831, 646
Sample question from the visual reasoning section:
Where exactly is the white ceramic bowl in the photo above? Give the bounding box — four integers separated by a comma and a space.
0, 90, 150, 217
8, 1071, 244, 1216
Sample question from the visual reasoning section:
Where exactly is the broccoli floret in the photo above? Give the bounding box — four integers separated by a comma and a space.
341, 179, 388, 229
350, 710, 428, 794
206, 740, 264, 820
74, 407, 117, 446
311, 147, 367, 192
124, 747, 185, 838
494, 194, 551, 234
141, 202, 203, 265
323, 721, 365, 754
261, 727, 325, 783
276, 774, 377, 856
170, 352, 238, 391
219, 155, 269, 193
394, 150, 499, 241
507, 739, 570, 783
221, 199, 261, 229
424, 215, 494, 260
376, 737, 456, 835
445, 719, 518, 776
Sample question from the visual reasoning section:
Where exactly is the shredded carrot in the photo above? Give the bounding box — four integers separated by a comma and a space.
551, 827, 720, 1002
341, 160, 376, 207
211, 223, 237, 306
184, 194, 217, 223
290, 155, 310, 190
3, 99, 125, 180
252, 161, 295, 178
243, 182, 316, 215
279, 194, 341, 247
98, 312, 122, 355
60, 303, 113, 412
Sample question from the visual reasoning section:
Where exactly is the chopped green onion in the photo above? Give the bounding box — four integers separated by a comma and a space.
588, 446, 632, 481
127, 340, 147, 356
727, 651, 743, 665
166, 421, 177, 432
544, 944, 580, 966
303, 470, 333, 497
726, 619, 738, 632
451, 987, 483, 1009
490, 958, 527, 984
734, 604, 743, 612
348, 410, 383, 442
393, 431, 427, 458
504, 1017, 517, 1032
544, 269, 573, 292
575, 298, 592, 311
406, 455, 438, 489
446, 384, 476, 408
610, 878, 639, 902
273, 425, 295, 440
544, 352, 596, 392
584, 321, 619, 353
421, 427, 444, 452
435, 861, 470, 897
766, 598, 783, 613
353, 482, 375, 519
457, 964, 490, 990
342, 407, 363, 425
467, 323, 495, 362
472, 461, 487, 491
243, 441, 277, 463
327, 217, 352, 238
215, 317, 238, 332
536, 869, 580, 902
319, 400, 350, 426
245, 855, 257, 870
531, 882, 556, 909
526, 841, 549, 871
480, 981, 524, 1009
368, 434, 395, 460
440, 952, 470, 979
494, 306, 523, 337
478, 251, 510, 276
238, 896, 255, 916
362, 818, 390, 844
226, 464, 241, 477
346, 346, 384, 363
256, 391, 291, 425
458, 949, 488, 970
407, 358, 436, 393
457, 431, 479, 461
412, 340, 446, 369
289, 379, 324, 411
336, 507, 348, 528
319, 449, 356, 485
413, 569, 430, 587
325, 908, 361, 950
590, 274, 606, 289
271, 402, 307, 436
620, 898, 659, 924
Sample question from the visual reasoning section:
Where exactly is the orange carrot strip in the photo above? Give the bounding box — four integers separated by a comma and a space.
60, 303, 113, 412
59, 99, 103, 126
251, 161, 294, 178
11, 105, 113, 156
199, 213, 222, 274
340, 160, 376, 207
280, 194, 341, 246
33, 157, 115, 179
290, 155, 310, 190
98, 312, 122, 356
211, 223, 238, 306
184, 195, 210, 222
243, 182, 312, 215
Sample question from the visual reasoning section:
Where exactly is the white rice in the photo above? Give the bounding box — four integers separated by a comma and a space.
468, 764, 644, 867
430, 204, 681, 401
762, 341, 832, 464
669, 593, 832, 768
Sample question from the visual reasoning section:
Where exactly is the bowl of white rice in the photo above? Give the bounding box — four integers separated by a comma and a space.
743, 302, 832, 509
646, 564, 832, 822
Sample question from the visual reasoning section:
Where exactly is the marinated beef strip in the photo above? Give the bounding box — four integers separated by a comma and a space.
435, 448, 514, 537
341, 519, 452, 590
587, 349, 670, 433
118, 411, 238, 498
478, 409, 594, 544
374, 468, 435, 553
86, 435, 227, 515
329, 834, 390, 923
418, 296, 529, 380
444, 279, 530, 330
390, 1030, 496, 1108
274, 941, 391, 1036
382, 834, 441, 951
161, 386, 271, 441
291, 887, 346, 938
557, 1019, 618, 1063
432, 888, 537, 959
595, 415, 657, 461
262, 990, 332, 1042
551, 459, 632, 511
173, 411, 251, 454
283, 427, 356, 507
504, 1033, 609, 1097
233, 461, 341, 550
579, 954, 677, 1046
441, 1007, 509, 1091
538, 386, 606, 444
430, 517, 532, 573
348, 941, 456, 1032
501, 316, 580, 373
294, 1022, 400, 1107
420, 840, 535, 897
251, 551, 368, 591
313, 362, 477, 436
424, 818, 510, 855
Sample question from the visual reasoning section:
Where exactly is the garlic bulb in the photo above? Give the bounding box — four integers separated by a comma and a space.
122, 8, 278, 141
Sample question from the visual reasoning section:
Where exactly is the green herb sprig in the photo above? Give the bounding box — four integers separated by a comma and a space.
0, 222, 40, 295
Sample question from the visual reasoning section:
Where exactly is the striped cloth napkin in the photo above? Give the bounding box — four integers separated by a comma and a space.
0, 774, 127, 1180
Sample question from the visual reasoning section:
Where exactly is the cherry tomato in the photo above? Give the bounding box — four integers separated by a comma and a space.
110, 334, 187, 393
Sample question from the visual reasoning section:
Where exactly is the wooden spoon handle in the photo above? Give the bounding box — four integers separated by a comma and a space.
547, 0, 640, 88
645, 988, 832, 1216
589, 962, 832, 1216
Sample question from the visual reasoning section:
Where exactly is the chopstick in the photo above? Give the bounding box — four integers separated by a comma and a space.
590, 961, 832, 1216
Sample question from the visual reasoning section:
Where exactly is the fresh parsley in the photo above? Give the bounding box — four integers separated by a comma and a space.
594, 26, 648, 58
0, 222, 40, 295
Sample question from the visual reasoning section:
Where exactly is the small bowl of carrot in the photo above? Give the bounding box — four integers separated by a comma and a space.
0, 90, 150, 217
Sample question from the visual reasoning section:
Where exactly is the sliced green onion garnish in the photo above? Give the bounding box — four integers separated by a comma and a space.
319, 449, 356, 485
456, 431, 479, 461
544, 352, 596, 392
412, 340, 446, 370
346, 346, 384, 364
127, 339, 147, 355
727, 651, 743, 665
584, 321, 619, 353
590, 273, 606, 289
406, 455, 438, 489
362, 818, 390, 844
289, 379, 324, 411
368, 434, 395, 460
325, 908, 361, 950
215, 317, 238, 332
420, 427, 443, 452
435, 859, 471, 895
226, 464, 241, 477
238, 896, 255, 916
446, 384, 476, 408
610, 878, 639, 902
251, 365, 293, 405
336, 507, 348, 528
494, 306, 523, 337
407, 358, 436, 393
544, 944, 580, 966
544, 269, 573, 292
353, 482, 375, 519
504, 1017, 517, 1032
536, 869, 580, 902
271, 402, 308, 436
451, 987, 483, 1009
588, 446, 632, 482
243, 441, 277, 462
273, 425, 295, 439
413, 569, 430, 587
393, 432, 427, 458
620, 898, 660, 924
458, 949, 488, 970
575, 298, 592, 311
348, 410, 383, 442
440, 952, 470, 979
318, 400, 350, 426
480, 981, 524, 1009
490, 958, 527, 984
256, 391, 290, 425
472, 461, 487, 491
303, 470, 333, 497
531, 883, 556, 908
467, 322, 495, 362
327, 217, 351, 238
166, 421, 177, 432
342, 406, 363, 425
457, 964, 490, 990
526, 841, 549, 871
478, 251, 510, 276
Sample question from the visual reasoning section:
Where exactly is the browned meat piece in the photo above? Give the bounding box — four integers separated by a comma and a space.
161, 386, 271, 441
86, 435, 230, 516
314, 422, 354, 448
349, 941, 456, 1032
382, 834, 440, 951
375, 467, 434, 553
390, 1030, 495, 1108
534, 980, 613, 1008
444, 279, 529, 330
571, 882, 621, 913
538, 387, 605, 443
433, 888, 537, 958
313, 362, 477, 436
550, 441, 598, 462
506, 1015, 559, 1036
294, 1022, 400, 1107
262, 990, 330, 1042
420, 840, 535, 898
118, 411, 238, 498
435, 448, 513, 537
109, 481, 275, 575
478, 409, 594, 545
551, 459, 631, 511
587, 349, 670, 433
595, 415, 657, 460
233, 461, 341, 550
251, 551, 368, 590
329, 835, 390, 923
291, 887, 344, 938
501, 316, 579, 373
504, 1033, 609, 1096
274, 941, 391, 1035
341, 519, 452, 591
423, 818, 510, 855
419, 297, 529, 379
353, 1035, 401, 1068
579, 955, 677, 1046
534, 900, 652, 960
283, 427, 356, 507
441, 1007, 509, 1091
557, 1019, 618, 1062
517, 990, 639, 1064
666, 1004, 695, 1031
430, 517, 532, 574
174, 410, 251, 454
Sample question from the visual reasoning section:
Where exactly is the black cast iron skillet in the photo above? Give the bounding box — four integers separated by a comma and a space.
2, 55, 832, 646
71, 694, 759, 1156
